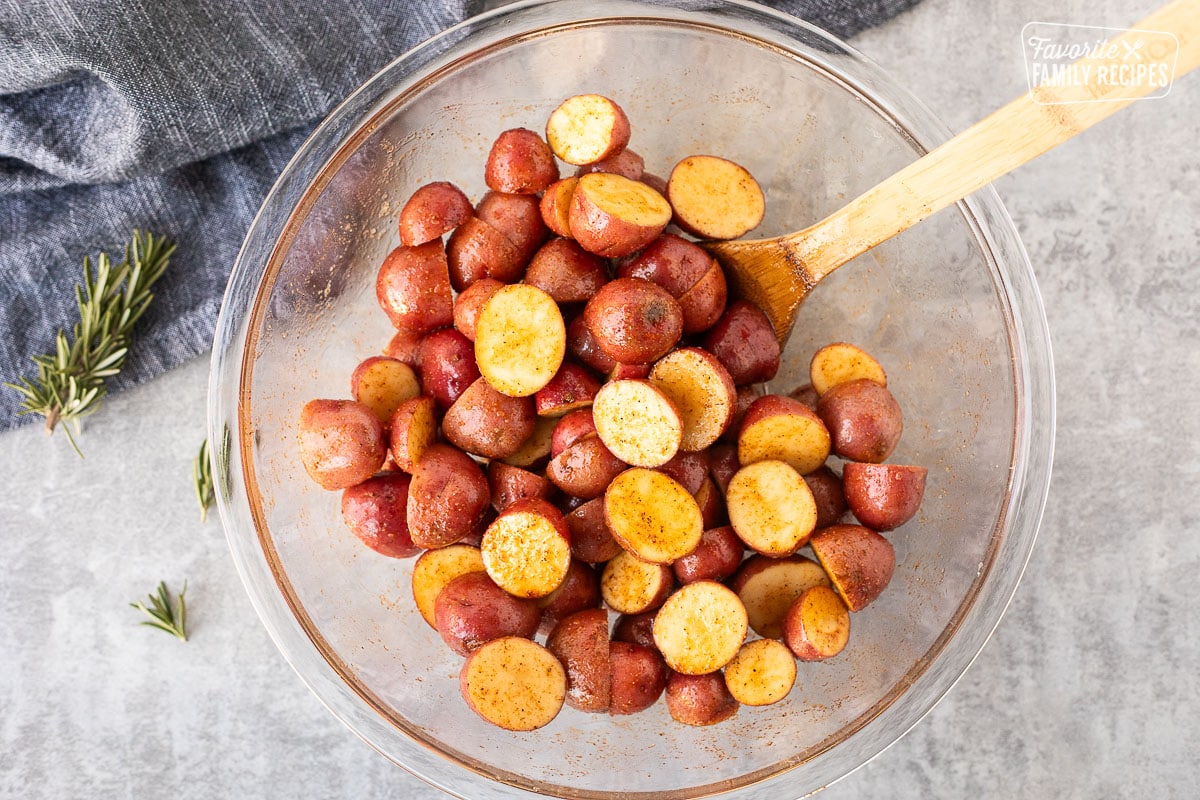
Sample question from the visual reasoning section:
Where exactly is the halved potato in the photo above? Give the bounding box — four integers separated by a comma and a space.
723, 639, 796, 706
481, 498, 572, 599
545, 94, 631, 166
350, 356, 421, 424
726, 460, 818, 557
665, 670, 739, 726
387, 395, 438, 473
842, 462, 927, 531
730, 554, 830, 639
398, 181, 473, 246
600, 550, 675, 615
609, 641, 669, 715
737, 394, 831, 476
648, 347, 736, 452
545, 433, 626, 500
809, 524, 896, 612
298, 399, 386, 491
411, 544, 486, 628
783, 584, 851, 661
434, 571, 540, 657
539, 177, 578, 238
475, 284, 566, 397
604, 468, 703, 564
653, 581, 748, 675
442, 377, 536, 459
484, 128, 559, 195
546, 607, 610, 712
566, 497, 623, 564
809, 342, 888, 396
666, 155, 765, 240
569, 173, 672, 258
535, 362, 602, 418
592, 380, 682, 468
460, 637, 566, 731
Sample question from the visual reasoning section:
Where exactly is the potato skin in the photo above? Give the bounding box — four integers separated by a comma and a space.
575, 148, 644, 180
398, 181, 472, 246
546, 607, 611, 712
702, 300, 781, 385
565, 496, 623, 563
665, 670, 739, 726
446, 216, 523, 290
375, 241, 454, 335
707, 443, 741, 494
673, 526, 744, 585
485, 128, 559, 195
340, 473, 419, 558
524, 238, 609, 304
487, 460, 552, 513
809, 524, 896, 612
453, 277, 505, 342
434, 571, 540, 657
546, 434, 626, 499
551, 408, 598, 458
816, 378, 903, 463
442, 377, 536, 459
475, 191, 548, 264
782, 584, 850, 661
612, 610, 658, 650
805, 465, 848, 528
842, 462, 927, 531
609, 641, 668, 715
407, 443, 491, 548
539, 177, 578, 238
656, 450, 710, 495
534, 362, 602, 418
567, 315, 618, 374
583, 277, 683, 364
617, 233, 711, 298
569, 174, 670, 258
298, 399, 387, 490
538, 559, 602, 634
418, 328, 481, 410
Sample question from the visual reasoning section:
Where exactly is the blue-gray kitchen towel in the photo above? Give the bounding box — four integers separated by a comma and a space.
0, 0, 919, 431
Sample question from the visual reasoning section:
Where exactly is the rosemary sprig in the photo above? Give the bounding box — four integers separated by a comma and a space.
194, 438, 215, 521
4, 231, 175, 456
130, 580, 188, 641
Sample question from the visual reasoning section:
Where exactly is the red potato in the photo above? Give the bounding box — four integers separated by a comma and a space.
600, 550, 675, 615
484, 128, 559, 194
546, 608, 611, 712
442, 377, 536, 459
693, 476, 726, 529
417, 328, 480, 411
481, 498, 572, 598
723, 639, 796, 707
460, 637, 566, 731
407, 443, 491, 549
730, 554, 831, 639
726, 460, 818, 557
551, 408, 598, 458
567, 315, 618, 375
789, 383, 820, 410
719, 385, 764, 444
702, 300, 781, 384
805, 465, 849, 528
656, 450, 710, 496
565, 497, 623, 564
375, 241, 454, 335
672, 525, 743, 585
707, 443, 741, 494
546, 433, 627, 500
535, 362, 602, 418
608, 362, 651, 381
612, 610, 658, 650
609, 641, 668, 715
666, 154, 765, 240
737, 394, 831, 476
382, 328, 423, 368
388, 395, 438, 473
666, 671, 739, 726
350, 356, 421, 424
298, 399, 387, 491
523, 239, 609, 304
546, 94, 631, 166
809, 342, 888, 396
411, 544, 487, 628
446, 216, 524, 290
649, 347, 737, 452
576, 148, 645, 180
475, 284, 566, 397
583, 277, 683, 365
592, 380, 683, 468
452, 277, 504, 342
653, 581, 748, 675
539, 177, 578, 238
474, 191, 548, 264
640, 172, 668, 195
809, 524, 896, 612
500, 415, 558, 469
617, 233, 711, 297
816, 378, 904, 464
674, 259, 728, 334
487, 460, 552, 513
398, 181, 473, 246
569, 173, 673, 258
434, 571, 540, 657
783, 584, 851, 661
538, 559, 602, 634
340, 473, 419, 558
604, 468, 703, 564
842, 462, 927, 531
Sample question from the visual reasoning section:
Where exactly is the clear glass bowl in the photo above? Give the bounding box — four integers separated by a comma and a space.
208, 1, 1055, 797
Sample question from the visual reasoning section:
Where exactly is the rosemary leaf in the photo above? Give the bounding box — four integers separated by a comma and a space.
130, 581, 188, 642
194, 439, 215, 522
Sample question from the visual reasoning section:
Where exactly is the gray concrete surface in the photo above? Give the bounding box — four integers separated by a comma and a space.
3, 0, 1198, 797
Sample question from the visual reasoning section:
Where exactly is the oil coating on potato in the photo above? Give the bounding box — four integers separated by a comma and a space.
442, 377, 536, 459
434, 571, 540, 657
730, 554, 831, 639
723, 639, 796, 706
783, 584, 851, 661
340, 473, 419, 558
546, 607, 611, 712
569, 173, 672, 258
584, 277, 683, 365
398, 181, 473, 247
460, 637, 566, 731
481, 498, 572, 598
665, 670, 739, 726
809, 342, 888, 395
816, 378, 904, 464
374, 241, 454, 335
604, 468, 702, 564
652, 581, 748, 675
407, 443, 491, 549
809, 524, 896, 612
298, 399, 387, 491
411, 544, 487, 628
842, 462, 927, 531
666, 154, 765, 241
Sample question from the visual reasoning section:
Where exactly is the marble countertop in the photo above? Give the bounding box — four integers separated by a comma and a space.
3, 0, 1198, 797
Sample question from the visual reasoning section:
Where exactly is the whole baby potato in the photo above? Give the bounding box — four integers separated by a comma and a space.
434, 571, 540, 657
298, 399, 386, 490
407, 443, 491, 548
816, 378, 903, 463
375, 241, 454, 335
340, 473, 419, 558
442, 377, 536, 459
583, 277, 683, 365
484, 128, 560, 195
609, 641, 669, 715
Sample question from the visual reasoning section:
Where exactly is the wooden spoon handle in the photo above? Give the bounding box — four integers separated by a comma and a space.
791, 0, 1200, 281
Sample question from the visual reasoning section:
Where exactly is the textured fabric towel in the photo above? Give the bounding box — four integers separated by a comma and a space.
0, 0, 919, 430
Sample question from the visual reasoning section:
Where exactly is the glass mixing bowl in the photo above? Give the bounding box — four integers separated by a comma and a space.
208, 1, 1055, 797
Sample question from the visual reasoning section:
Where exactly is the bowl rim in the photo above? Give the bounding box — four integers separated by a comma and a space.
209, 1, 1055, 797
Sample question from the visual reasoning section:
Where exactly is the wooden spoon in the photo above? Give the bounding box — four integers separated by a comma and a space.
704, 0, 1200, 341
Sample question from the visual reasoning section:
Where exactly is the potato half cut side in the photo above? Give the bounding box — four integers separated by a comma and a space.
604, 468, 703, 564
809, 342, 888, 396
545, 94, 631, 166
601, 550, 674, 615
809, 524, 895, 612
460, 637, 567, 731
475, 284, 565, 397
666, 155, 765, 241
648, 347, 736, 452
783, 585, 851, 661
569, 174, 673, 258
652, 581, 748, 675
726, 460, 818, 557
723, 639, 797, 706
737, 395, 831, 476
731, 554, 830, 639
592, 380, 682, 468
481, 498, 572, 598
410, 544, 486, 628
